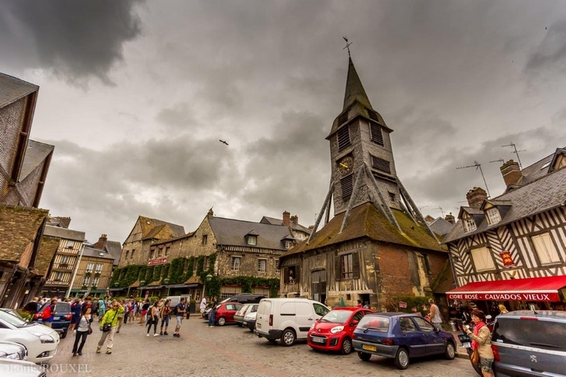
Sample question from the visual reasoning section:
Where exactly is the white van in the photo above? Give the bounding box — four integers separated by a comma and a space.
255, 298, 329, 346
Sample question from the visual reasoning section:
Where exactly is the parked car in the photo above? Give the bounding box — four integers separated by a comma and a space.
255, 298, 330, 346
491, 310, 566, 377
0, 341, 27, 360
0, 309, 59, 363
0, 359, 46, 377
212, 302, 243, 326
308, 307, 374, 355
242, 304, 259, 332
222, 294, 265, 304
34, 301, 72, 338
234, 304, 252, 327
352, 312, 456, 370
0, 309, 25, 321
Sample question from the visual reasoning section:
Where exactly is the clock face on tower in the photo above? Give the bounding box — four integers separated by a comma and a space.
338, 156, 354, 175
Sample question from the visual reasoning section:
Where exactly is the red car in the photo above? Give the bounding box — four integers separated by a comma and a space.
308, 307, 374, 354
213, 302, 242, 326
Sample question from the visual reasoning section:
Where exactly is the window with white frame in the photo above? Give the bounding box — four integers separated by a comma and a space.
471, 246, 495, 272
258, 259, 267, 273
95, 264, 103, 273
247, 235, 257, 246
86, 263, 95, 273
485, 208, 501, 225
231, 256, 241, 271
82, 276, 90, 285
531, 233, 561, 265
54, 272, 65, 281
463, 217, 477, 232
92, 277, 100, 287
66, 240, 75, 249
341, 253, 353, 279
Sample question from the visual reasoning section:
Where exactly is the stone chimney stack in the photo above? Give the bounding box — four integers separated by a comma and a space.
283, 211, 290, 226
500, 160, 522, 187
290, 215, 298, 225
445, 212, 455, 225
93, 234, 108, 250
466, 187, 488, 209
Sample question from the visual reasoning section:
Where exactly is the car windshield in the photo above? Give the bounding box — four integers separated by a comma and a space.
0, 309, 28, 328
493, 318, 566, 351
55, 303, 70, 312
357, 316, 390, 332
320, 310, 352, 324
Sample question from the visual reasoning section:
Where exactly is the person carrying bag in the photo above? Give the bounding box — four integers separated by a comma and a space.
72, 305, 93, 356
96, 300, 124, 355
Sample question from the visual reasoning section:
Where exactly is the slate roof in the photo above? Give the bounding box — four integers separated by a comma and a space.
259, 216, 311, 235
209, 216, 293, 250
428, 217, 455, 237
0, 73, 38, 108
138, 216, 185, 240
43, 225, 85, 241
105, 240, 123, 266
0, 205, 48, 262
20, 140, 54, 179
284, 203, 444, 257
444, 166, 566, 243
82, 246, 115, 261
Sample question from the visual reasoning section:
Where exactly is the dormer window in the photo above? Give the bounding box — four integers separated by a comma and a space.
246, 235, 257, 246
462, 213, 477, 233
485, 207, 501, 225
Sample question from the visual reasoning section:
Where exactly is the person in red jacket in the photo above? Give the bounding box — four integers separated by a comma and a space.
42, 298, 57, 327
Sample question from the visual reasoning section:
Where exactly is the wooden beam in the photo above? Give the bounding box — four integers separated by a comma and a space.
340, 168, 365, 233
364, 164, 402, 233
398, 179, 439, 242
308, 183, 334, 242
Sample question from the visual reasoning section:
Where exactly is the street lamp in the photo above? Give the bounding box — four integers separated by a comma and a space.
204, 273, 213, 297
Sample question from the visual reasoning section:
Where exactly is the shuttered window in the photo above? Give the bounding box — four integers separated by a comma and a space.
370, 123, 384, 145
335, 252, 360, 280
341, 174, 353, 198
532, 233, 561, 265
337, 126, 350, 151
371, 155, 391, 173
471, 246, 495, 272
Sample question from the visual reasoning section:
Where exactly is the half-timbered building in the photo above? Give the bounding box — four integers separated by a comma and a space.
279, 56, 451, 312
444, 148, 566, 313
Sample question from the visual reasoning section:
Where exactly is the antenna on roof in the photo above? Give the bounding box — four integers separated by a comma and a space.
489, 158, 505, 165
343, 37, 353, 57
431, 206, 444, 217
456, 161, 491, 198
502, 142, 525, 169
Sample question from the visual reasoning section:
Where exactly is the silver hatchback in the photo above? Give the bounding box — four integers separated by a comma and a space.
491, 310, 566, 377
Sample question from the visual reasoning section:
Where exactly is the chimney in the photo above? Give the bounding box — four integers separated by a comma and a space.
290, 215, 298, 225
93, 234, 108, 250
500, 160, 522, 187
283, 211, 290, 226
466, 187, 487, 209
445, 212, 455, 225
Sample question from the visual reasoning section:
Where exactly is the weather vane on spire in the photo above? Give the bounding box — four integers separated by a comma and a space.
343, 36, 352, 57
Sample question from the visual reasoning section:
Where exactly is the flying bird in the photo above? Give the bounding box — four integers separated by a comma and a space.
219, 139, 229, 146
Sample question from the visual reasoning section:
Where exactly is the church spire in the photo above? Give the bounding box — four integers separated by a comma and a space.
343, 57, 373, 111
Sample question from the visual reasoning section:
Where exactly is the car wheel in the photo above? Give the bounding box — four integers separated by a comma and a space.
217, 317, 226, 326
358, 351, 371, 361
340, 338, 352, 355
280, 328, 295, 346
444, 342, 455, 360
394, 348, 409, 370
61, 329, 68, 339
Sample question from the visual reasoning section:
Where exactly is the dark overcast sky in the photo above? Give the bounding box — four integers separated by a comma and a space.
1, 0, 565, 243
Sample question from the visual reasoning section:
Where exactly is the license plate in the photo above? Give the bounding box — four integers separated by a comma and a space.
243, 322, 247, 325
312, 337, 325, 344
54, 317, 60, 320
462, 342, 471, 348
362, 344, 377, 352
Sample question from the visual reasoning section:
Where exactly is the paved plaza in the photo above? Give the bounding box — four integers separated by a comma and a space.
38, 315, 480, 377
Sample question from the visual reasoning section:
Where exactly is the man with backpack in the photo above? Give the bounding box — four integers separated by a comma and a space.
173, 298, 186, 337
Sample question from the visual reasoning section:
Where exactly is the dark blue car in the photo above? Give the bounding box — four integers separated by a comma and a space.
34, 301, 72, 339
352, 312, 456, 370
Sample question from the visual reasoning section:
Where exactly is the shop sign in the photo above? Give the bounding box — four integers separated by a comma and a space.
398, 301, 407, 308
148, 257, 167, 265
499, 251, 515, 267
446, 292, 560, 302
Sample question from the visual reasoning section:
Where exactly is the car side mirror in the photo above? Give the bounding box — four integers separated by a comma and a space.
351, 319, 359, 326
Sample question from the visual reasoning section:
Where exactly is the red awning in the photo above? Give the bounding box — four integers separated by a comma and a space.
446, 276, 566, 302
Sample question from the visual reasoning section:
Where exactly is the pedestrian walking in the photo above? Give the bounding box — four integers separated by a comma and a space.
199, 296, 207, 318
139, 299, 150, 325
96, 300, 124, 355
208, 296, 218, 327
116, 300, 125, 333
146, 301, 159, 336
160, 299, 171, 335
98, 298, 106, 321
428, 298, 443, 330
465, 309, 495, 377
69, 298, 82, 332
173, 298, 187, 337
72, 305, 92, 356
